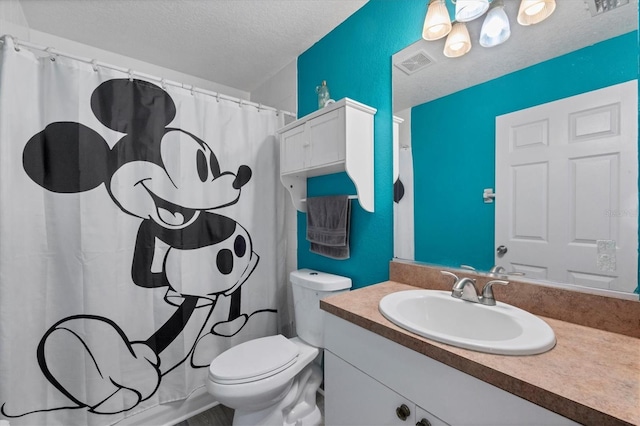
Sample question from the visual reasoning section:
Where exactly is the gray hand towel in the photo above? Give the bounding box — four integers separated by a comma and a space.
306, 195, 351, 260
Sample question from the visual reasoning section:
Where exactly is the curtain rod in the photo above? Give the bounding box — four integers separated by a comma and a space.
0, 34, 296, 119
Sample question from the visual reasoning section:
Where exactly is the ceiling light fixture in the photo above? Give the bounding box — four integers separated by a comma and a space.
444, 22, 472, 58
517, 0, 556, 26
479, 0, 511, 47
454, 0, 490, 22
422, 0, 452, 41
422, 0, 557, 58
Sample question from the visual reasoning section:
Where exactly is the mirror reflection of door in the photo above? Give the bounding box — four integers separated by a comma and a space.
495, 80, 638, 293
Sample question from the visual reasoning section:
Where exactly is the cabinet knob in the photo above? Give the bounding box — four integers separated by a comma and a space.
396, 404, 411, 421
416, 419, 432, 426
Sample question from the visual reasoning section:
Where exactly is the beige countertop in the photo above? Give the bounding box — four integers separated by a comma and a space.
320, 281, 640, 426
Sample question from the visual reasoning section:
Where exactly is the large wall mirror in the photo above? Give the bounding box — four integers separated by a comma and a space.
392, 0, 639, 299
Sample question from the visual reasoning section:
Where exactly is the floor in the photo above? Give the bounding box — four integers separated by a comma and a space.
178, 392, 324, 426
175, 404, 234, 426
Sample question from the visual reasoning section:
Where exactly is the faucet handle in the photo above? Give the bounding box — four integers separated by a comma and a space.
480, 280, 509, 306
440, 270, 459, 284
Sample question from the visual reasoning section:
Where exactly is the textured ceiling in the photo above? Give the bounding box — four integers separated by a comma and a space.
17, 1, 638, 109
393, 0, 638, 111
19, 0, 368, 93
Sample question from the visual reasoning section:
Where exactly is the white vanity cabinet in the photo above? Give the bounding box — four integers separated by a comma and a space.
324, 314, 579, 426
277, 98, 376, 212
326, 351, 449, 426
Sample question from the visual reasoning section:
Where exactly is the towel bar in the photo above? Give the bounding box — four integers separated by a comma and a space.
300, 195, 358, 204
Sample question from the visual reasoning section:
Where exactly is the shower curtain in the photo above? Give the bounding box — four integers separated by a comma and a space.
0, 37, 285, 426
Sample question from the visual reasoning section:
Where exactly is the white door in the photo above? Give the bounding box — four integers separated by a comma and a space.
495, 80, 638, 293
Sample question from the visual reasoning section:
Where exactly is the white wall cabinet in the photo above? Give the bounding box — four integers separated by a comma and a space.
324, 314, 579, 426
277, 98, 376, 212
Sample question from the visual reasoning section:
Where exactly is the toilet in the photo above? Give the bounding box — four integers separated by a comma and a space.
206, 269, 351, 426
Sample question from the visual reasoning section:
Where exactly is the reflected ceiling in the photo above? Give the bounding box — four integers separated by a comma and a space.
393, 0, 637, 112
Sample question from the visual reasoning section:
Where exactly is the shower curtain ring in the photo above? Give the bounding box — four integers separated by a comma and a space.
216, 93, 220, 103
161, 79, 167, 90
91, 59, 98, 72
239, 100, 243, 108
128, 69, 134, 81
190, 85, 195, 96
12, 37, 20, 52
44, 47, 57, 62
258, 103, 263, 112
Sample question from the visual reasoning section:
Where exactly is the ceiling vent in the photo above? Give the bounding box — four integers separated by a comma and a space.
394, 49, 435, 76
584, 0, 629, 16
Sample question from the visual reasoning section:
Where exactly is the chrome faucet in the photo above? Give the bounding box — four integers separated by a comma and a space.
452, 277, 480, 303
488, 265, 524, 278
441, 271, 508, 306
488, 265, 506, 276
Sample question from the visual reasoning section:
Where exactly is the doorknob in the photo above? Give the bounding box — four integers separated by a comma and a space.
496, 245, 508, 257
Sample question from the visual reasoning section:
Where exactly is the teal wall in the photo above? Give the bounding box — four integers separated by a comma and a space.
296, 0, 425, 289
412, 31, 639, 272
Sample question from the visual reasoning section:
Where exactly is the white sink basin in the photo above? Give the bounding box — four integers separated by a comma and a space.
379, 290, 556, 355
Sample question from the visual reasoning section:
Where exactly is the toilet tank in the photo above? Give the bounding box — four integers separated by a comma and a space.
290, 269, 351, 348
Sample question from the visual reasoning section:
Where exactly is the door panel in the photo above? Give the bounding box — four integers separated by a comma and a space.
511, 162, 548, 241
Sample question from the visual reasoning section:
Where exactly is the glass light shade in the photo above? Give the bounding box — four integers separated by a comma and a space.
454, 0, 490, 22
517, 0, 556, 26
479, 3, 511, 47
444, 22, 471, 58
422, 0, 452, 41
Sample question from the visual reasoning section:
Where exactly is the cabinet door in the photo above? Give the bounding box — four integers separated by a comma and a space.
415, 406, 450, 426
325, 351, 415, 426
307, 109, 345, 169
280, 123, 307, 173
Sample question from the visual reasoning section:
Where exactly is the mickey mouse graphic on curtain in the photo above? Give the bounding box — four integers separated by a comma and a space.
2, 78, 273, 417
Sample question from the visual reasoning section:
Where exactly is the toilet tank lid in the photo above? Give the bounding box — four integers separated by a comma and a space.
290, 269, 352, 291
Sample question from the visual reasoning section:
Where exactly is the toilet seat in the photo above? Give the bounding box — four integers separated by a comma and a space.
209, 335, 299, 385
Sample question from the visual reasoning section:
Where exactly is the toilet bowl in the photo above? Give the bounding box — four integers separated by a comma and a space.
207, 336, 321, 425
206, 269, 351, 426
